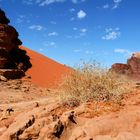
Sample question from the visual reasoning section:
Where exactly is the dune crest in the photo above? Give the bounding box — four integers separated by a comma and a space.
22, 46, 71, 88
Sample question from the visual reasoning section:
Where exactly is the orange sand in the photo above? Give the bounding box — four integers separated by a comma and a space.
20, 46, 71, 88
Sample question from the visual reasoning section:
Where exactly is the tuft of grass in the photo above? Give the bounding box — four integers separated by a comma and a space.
58, 62, 131, 107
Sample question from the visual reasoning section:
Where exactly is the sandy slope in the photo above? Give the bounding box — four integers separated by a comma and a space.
20, 46, 71, 88
0, 80, 140, 140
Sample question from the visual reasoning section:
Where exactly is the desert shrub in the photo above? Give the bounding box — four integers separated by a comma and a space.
58, 62, 131, 107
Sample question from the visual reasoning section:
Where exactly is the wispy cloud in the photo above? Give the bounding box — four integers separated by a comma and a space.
72, 0, 88, 4
79, 28, 88, 36
114, 49, 131, 55
28, 25, 44, 31
73, 49, 81, 52
69, 8, 76, 12
112, 0, 122, 9
16, 15, 31, 24
85, 50, 93, 55
77, 10, 86, 19
103, 4, 109, 9
48, 32, 58, 36
39, 0, 65, 6
73, 27, 78, 31
50, 21, 56, 24
102, 0, 122, 10
43, 41, 56, 47
22, 0, 88, 6
22, 0, 34, 5
102, 28, 120, 40
70, 17, 75, 21
80, 28, 87, 33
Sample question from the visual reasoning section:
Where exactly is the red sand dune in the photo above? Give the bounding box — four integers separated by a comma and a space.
20, 46, 72, 88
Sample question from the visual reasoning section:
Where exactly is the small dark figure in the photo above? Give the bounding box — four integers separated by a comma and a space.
6, 107, 14, 115
53, 120, 64, 138
68, 111, 77, 124
35, 102, 39, 107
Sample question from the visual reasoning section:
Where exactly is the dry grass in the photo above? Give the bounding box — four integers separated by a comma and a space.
58, 62, 131, 107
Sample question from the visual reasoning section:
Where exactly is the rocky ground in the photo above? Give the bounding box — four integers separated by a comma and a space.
0, 80, 140, 140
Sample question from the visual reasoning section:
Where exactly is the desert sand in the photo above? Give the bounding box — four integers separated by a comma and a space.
21, 46, 71, 88
0, 78, 140, 140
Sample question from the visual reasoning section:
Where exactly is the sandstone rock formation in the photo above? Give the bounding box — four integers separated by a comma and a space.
110, 52, 140, 78
0, 9, 31, 79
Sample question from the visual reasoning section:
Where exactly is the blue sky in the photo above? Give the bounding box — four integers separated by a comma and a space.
0, 0, 140, 67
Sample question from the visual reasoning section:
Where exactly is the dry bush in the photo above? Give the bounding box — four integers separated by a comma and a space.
58, 62, 131, 107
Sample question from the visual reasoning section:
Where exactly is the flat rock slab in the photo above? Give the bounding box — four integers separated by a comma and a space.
0, 69, 25, 79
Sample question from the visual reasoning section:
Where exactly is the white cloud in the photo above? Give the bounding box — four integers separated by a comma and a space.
71, 0, 77, 3
39, 0, 65, 6
50, 21, 56, 24
22, 0, 33, 5
29, 25, 44, 31
101, 0, 122, 10
72, 0, 88, 4
112, 0, 122, 9
70, 17, 75, 21
39, 48, 44, 52
69, 8, 75, 12
16, 15, 25, 23
102, 31, 120, 40
44, 41, 56, 47
50, 42, 55, 46
114, 49, 131, 55
22, 0, 88, 6
80, 28, 87, 33
77, 10, 86, 19
16, 15, 30, 24
73, 49, 81, 52
103, 4, 109, 9
48, 32, 58, 36
102, 28, 120, 40
22, 0, 65, 6
73, 27, 78, 30
85, 50, 93, 55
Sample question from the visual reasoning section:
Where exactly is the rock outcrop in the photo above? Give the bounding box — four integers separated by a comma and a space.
110, 52, 140, 78
0, 9, 31, 79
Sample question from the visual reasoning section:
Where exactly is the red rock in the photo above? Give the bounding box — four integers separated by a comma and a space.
110, 63, 130, 74
127, 53, 140, 74
110, 52, 140, 78
0, 9, 31, 78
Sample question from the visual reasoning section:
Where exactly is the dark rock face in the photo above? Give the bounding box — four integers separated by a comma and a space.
127, 53, 140, 75
110, 52, 140, 77
0, 69, 25, 79
0, 9, 10, 24
0, 9, 31, 79
111, 63, 130, 75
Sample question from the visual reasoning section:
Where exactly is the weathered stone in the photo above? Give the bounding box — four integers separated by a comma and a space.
0, 69, 25, 79
127, 53, 140, 74
0, 8, 32, 79
110, 63, 130, 74
110, 52, 140, 77
0, 75, 7, 81
0, 9, 10, 24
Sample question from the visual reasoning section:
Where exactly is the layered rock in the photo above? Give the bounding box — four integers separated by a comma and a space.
0, 9, 31, 79
110, 52, 140, 78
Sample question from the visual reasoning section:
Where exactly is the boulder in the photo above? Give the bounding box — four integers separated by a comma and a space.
0, 69, 25, 79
